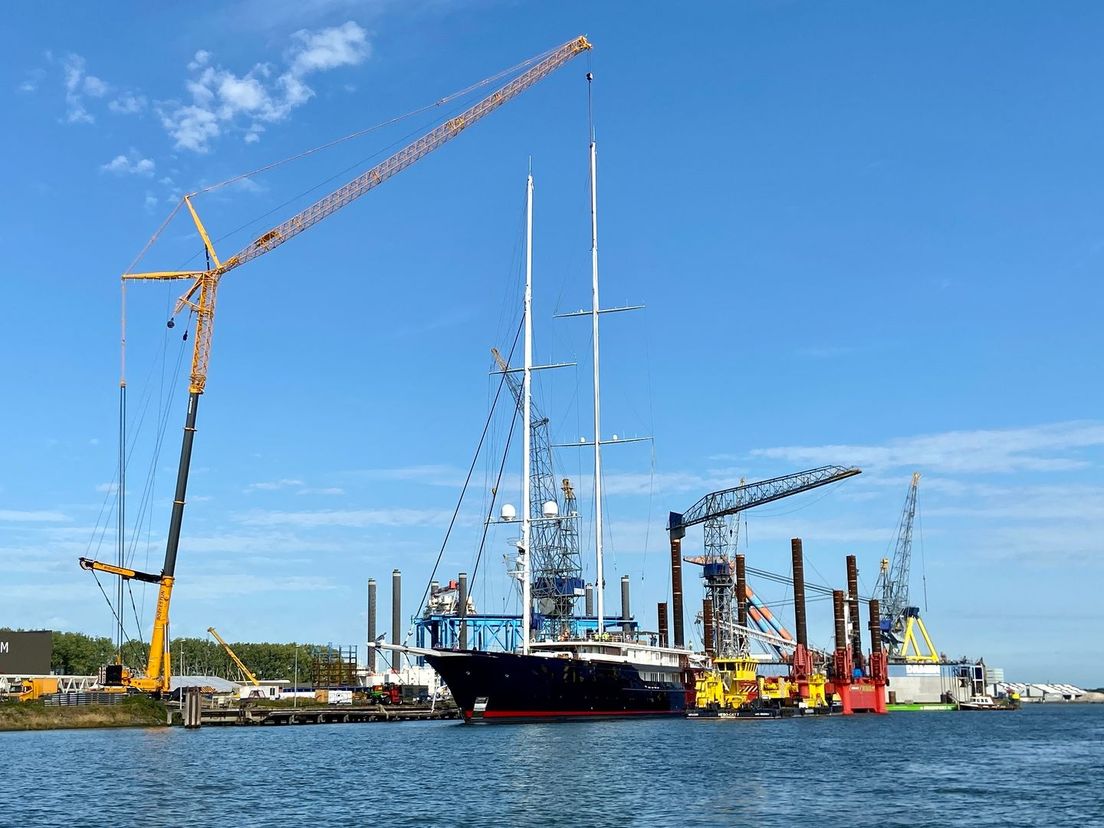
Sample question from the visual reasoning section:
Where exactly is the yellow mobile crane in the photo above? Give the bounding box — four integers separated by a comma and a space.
79, 37, 593, 696
208, 627, 260, 687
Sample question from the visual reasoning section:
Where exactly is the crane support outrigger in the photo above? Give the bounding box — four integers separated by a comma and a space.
79, 36, 593, 696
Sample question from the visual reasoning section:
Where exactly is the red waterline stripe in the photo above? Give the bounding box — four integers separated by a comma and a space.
469, 709, 684, 719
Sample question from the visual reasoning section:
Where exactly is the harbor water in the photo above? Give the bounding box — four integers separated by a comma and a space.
3, 705, 1100, 826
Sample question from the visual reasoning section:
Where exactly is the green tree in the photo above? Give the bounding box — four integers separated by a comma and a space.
51, 631, 114, 675
47, 631, 329, 682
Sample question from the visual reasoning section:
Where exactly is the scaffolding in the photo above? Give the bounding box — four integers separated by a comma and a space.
309, 644, 358, 688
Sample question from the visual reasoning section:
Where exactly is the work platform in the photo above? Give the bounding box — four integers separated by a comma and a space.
415, 614, 639, 653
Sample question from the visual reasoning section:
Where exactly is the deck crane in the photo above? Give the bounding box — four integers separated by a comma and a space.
208, 627, 260, 688
876, 472, 939, 661
78, 36, 593, 695
667, 465, 862, 656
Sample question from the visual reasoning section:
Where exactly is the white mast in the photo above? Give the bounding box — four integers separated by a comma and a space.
521, 170, 534, 654
587, 77, 605, 635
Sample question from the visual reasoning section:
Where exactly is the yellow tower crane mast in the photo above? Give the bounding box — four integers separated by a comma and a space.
79, 36, 593, 696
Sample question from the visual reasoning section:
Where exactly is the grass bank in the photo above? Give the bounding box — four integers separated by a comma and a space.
0, 696, 168, 731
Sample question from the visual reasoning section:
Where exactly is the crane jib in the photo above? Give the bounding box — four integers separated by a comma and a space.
224, 36, 593, 275
669, 465, 862, 533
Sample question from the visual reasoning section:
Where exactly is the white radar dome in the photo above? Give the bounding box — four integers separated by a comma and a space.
500, 503, 517, 521
542, 500, 559, 517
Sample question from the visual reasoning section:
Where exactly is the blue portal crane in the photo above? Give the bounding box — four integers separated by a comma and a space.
668, 465, 862, 656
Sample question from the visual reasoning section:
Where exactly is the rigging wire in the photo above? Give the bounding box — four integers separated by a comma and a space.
403, 319, 523, 644
135, 284, 184, 627
89, 569, 124, 637
123, 304, 188, 549
469, 394, 521, 603
126, 332, 188, 567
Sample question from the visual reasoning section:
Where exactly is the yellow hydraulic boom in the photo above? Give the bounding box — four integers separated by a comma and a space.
78, 37, 592, 697
208, 627, 260, 686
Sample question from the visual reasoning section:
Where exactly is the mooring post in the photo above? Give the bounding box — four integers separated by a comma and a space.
458, 571, 469, 650
392, 569, 402, 673
620, 575, 631, 633
367, 578, 377, 674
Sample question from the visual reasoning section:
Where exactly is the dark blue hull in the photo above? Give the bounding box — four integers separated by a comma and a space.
424, 649, 689, 723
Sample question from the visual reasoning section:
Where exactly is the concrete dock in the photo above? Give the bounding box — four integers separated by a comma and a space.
182, 703, 459, 727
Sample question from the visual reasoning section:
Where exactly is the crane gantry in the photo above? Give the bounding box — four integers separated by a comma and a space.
79, 36, 593, 695
668, 465, 862, 657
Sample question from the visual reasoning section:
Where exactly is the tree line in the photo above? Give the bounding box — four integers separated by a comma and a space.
50, 631, 331, 682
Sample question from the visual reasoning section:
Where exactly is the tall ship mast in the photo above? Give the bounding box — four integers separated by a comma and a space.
390, 79, 708, 722
587, 82, 607, 635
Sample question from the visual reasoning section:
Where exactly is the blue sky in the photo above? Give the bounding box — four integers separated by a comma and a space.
3, 1, 1102, 686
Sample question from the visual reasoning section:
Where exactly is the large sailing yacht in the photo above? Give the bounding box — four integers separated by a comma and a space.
410, 121, 705, 722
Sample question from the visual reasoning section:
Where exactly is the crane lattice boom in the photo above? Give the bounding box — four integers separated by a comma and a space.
126, 35, 592, 395
669, 465, 862, 536
881, 472, 920, 625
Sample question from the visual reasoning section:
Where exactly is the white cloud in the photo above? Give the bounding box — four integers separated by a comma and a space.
297, 487, 346, 496
83, 74, 109, 97
602, 470, 743, 497
17, 68, 45, 94
100, 151, 156, 176
350, 464, 463, 487
751, 421, 1104, 475
62, 54, 95, 123
159, 104, 220, 153
109, 93, 147, 114
922, 483, 1104, 523
145, 192, 159, 210
186, 573, 338, 600
95, 482, 118, 493
159, 21, 370, 152
244, 478, 304, 492
0, 510, 71, 523
287, 21, 370, 75
188, 50, 211, 71
234, 507, 448, 528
